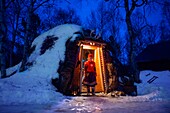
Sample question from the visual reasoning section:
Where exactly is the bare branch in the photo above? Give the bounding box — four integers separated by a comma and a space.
124, 0, 130, 12
33, 0, 49, 12
132, 0, 147, 7
129, 1, 136, 15
65, 0, 71, 4
155, 1, 170, 6
126, 0, 148, 16
112, 0, 123, 12
33, 0, 37, 4
5, 0, 14, 9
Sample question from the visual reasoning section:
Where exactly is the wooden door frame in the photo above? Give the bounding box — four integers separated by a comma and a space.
79, 45, 105, 93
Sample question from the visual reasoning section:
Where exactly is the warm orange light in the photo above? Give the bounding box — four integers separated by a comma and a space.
83, 45, 96, 50
89, 42, 95, 46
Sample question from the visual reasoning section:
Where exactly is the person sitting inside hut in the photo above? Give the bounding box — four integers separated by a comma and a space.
83, 54, 97, 95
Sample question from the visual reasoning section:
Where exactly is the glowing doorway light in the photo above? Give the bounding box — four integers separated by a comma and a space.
90, 42, 95, 45
97, 47, 104, 91
80, 44, 83, 47
83, 45, 96, 50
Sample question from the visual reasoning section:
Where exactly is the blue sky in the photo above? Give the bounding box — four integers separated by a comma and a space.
37, 0, 163, 29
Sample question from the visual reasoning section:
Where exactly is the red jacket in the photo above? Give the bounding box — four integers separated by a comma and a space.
84, 60, 96, 73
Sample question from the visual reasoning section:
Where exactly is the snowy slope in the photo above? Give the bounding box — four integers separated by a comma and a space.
0, 24, 83, 105
27, 24, 83, 79
138, 70, 170, 100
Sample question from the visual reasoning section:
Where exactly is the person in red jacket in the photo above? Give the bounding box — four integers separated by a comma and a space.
83, 54, 97, 95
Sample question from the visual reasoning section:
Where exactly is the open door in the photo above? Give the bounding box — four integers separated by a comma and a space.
79, 43, 107, 94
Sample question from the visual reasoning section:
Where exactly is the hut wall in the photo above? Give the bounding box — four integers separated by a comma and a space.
57, 39, 79, 95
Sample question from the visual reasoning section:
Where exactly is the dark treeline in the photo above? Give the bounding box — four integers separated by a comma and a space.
0, 0, 170, 78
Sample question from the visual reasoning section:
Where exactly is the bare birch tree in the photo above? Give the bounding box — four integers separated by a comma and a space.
7, 0, 22, 67
0, 0, 14, 78
105, 0, 148, 81
124, 0, 147, 82
20, 0, 49, 72
160, 0, 170, 41
0, 0, 7, 78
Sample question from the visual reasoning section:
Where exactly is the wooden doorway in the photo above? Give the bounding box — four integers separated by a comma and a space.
79, 44, 105, 94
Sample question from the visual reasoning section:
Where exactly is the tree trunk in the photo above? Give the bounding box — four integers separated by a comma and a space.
124, 0, 139, 82
126, 14, 135, 67
9, 30, 16, 67
10, 6, 20, 67
19, 18, 31, 71
20, 1, 33, 72
0, 0, 7, 78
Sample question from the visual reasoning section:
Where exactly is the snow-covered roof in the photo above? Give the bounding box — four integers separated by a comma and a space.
136, 41, 170, 62
136, 41, 170, 70
28, 24, 83, 79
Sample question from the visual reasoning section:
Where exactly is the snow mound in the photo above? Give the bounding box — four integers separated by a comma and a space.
28, 24, 83, 79
137, 70, 170, 100
0, 24, 83, 105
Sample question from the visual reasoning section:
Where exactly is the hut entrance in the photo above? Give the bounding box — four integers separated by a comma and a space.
78, 41, 107, 94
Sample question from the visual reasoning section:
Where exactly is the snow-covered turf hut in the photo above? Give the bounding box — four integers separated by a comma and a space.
136, 41, 170, 71
27, 24, 124, 95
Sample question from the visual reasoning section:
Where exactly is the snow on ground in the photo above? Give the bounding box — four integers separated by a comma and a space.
42, 70, 170, 113
1, 70, 170, 113
138, 70, 170, 100
43, 97, 170, 113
